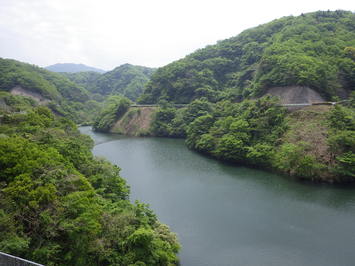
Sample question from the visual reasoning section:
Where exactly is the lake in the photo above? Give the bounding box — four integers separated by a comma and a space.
80, 127, 355, 266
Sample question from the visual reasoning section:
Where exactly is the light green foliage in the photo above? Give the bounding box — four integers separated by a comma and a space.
246, 143, 274, 167
269, 103, 354, 182
180, 97, 354, 181
150, 107, 176, 136
89, 64, 155, 101
327, 105, 355, 179
186, 114, 215, 148
119, 11, 354, 182
59, 71, 102, 90
0, 91, 37, 114
152, 96, 287, 168
195, 134, 215, 153
151, 95, 353, 181
187, 97, 287, 166
151, 98, 214, 138
214, 133, 248, 161
273, 142, 325, 178
0, 58, 103, 124
93, 95, 131, 132
328, 104, 355, 130
0, 106, 180, 265
0, 58, 88, 102
139, 11, 355, 103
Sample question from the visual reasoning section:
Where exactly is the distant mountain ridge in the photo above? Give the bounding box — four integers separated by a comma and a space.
46, 63, 106, 73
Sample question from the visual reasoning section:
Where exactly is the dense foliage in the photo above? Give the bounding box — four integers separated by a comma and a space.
0, 58, 102, 124
327, 104, 355, 179
0, 58, 89, 102
59, 71, 106, 103
152, 97, 287, 165
138, 11, 355, 104
60, 71, 102, 92
0, 91, 37, 115
150, 96, 355, 182
89, 64, 155, 101
185, 97, 287, 166
93, 96, 132, 132
150, 100, 213, 138
0, 105, 180, 265
86, 10, 355, 183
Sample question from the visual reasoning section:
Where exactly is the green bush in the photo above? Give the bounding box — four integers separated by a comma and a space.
0, 106, 180, 265
93, 96, 131, 132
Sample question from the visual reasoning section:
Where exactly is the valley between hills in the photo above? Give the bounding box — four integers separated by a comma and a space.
0, 9, 354, 266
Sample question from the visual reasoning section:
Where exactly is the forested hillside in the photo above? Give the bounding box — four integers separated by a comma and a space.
60, 71, 102, 89
138, 10, 355, 104
92, 10, 355, 183
0, 58, 101, 123
148, 96, 355, 183
59, 71, 105, 101
89, 64, 155, 101
93, 95, 132, 132
93, 94, 355, 182
46, 63, 105, 73
0, 99, 180, 265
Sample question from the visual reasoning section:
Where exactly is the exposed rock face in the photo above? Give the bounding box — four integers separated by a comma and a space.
265, 86, 325, 104
110, 106, 157, 136
10, 86, 50, 105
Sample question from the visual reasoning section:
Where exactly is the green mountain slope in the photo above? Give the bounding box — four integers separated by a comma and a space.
0, 58, 89, 102
90, 64, 155, 101
46, 63, 105, 73
0, 58, 101, 123
92, 10, 354, 183
138, 10, 355, 104
60, 71, 102, 92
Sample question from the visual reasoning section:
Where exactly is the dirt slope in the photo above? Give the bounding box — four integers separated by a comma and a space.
282, 105, 335, 181
265, 86, 325, 104
110, 106, 157, 136
10, 86, 50, 105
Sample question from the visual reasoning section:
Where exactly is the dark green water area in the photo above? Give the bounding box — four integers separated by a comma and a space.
80, 127, 355, 266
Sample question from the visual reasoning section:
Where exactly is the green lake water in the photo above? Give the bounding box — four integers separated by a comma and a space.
80, 127, 355, 266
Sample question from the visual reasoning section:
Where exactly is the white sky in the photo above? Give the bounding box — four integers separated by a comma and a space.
0, 0, 354, 71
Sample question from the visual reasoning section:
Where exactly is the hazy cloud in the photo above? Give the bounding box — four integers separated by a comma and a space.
0, 0, 354, 70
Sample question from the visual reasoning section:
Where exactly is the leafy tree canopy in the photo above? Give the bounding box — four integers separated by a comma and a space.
138, 10, 355, 104
0, 105, 180, 265
89, 64, 155, 101
0, 58, 103, 124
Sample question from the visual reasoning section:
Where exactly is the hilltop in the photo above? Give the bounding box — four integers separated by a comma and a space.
46, 63, 105, 73
138, 10, 355, 104
57, 64, 155, 102
88, 64, 155, 101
